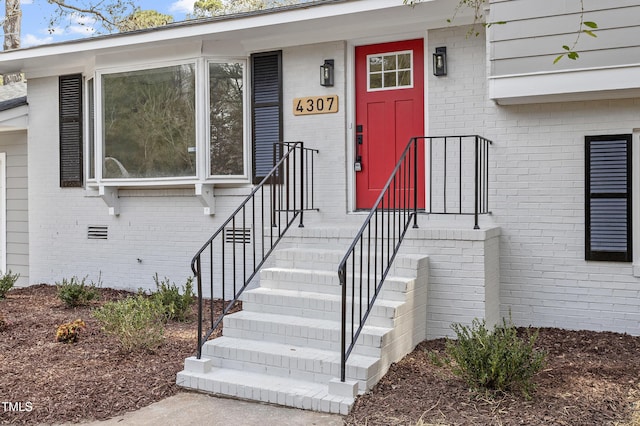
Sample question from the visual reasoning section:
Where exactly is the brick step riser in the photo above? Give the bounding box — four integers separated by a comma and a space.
221, 321, 385, 358
201, 340, 379, 380
177, 369, 352, 414
240, 294, 399, 328
202, 349, 377, 392
259, 272, 414, 301
273, 250, 421, 279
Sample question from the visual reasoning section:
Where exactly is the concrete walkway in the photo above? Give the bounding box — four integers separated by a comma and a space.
78, 392, 345, 426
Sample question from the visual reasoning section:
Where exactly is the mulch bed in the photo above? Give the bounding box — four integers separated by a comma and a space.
345, 328, 640, 425
0, 284, 223, 425
1, 284, 640, 425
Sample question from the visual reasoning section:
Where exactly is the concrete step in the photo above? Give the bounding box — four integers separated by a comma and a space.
259, 267, 417, 301
202, 336, 380, 391
273, 247, 426, 278
177, 366, 353, 415
240, 287, 404, 328
222, 310, 391, 357
179, 243, 429, 415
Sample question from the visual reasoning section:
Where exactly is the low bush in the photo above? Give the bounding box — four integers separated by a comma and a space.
151, 274, 194, 322
56, 319, 86, 343
0, 270, 19, 299
439, 317, 547, 398
92, 295, 165, 352
56, 276, 100, 308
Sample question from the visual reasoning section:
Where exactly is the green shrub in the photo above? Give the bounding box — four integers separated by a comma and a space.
56, 276, 100, 308
92, 295, 165, 352
0, 270, 19, 299
441, 317, 546, 398
56, 319, 86, 343
151, 274, 194, 322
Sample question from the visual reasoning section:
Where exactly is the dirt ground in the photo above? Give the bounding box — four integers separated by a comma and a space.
1, 284, 640, 425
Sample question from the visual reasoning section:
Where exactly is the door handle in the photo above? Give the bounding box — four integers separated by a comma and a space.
355, 125, 363, 172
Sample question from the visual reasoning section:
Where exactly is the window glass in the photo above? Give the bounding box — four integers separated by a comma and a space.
101, 64, 196, 179
368, 50, 413, 91
383, 55, 396, 71
209, 62, 244, 176
369, 56, 382, 73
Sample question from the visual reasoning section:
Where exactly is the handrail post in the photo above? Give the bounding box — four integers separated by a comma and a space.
412, 137, 419, 228
299, 142, 305, 228
474, 135, 480, 230
195, 256, 203, 359
338, 265, 346, 382
271, 143, 277, 227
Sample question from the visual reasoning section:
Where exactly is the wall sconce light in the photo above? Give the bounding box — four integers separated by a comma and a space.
433, 47, 447, 76
320, 59, 334, 87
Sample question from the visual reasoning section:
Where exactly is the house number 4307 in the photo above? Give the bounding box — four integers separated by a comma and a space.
293, 95, 339, 116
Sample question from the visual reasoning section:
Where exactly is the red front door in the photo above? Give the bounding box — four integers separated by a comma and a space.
355, 39, 425, 209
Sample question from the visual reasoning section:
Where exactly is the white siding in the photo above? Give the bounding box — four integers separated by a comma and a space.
0, 130, 28, 286
490, 0, 640, 76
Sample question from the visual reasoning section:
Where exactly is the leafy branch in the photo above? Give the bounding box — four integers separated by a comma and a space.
554, 0, 598, 63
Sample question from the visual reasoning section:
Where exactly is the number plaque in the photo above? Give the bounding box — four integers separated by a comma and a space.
293, 95, 339, 116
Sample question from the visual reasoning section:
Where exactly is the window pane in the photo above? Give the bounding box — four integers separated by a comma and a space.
210, 62, 244, 176
397, 53, 411, 70
398, 70, 411, 87
383, 55, 396, 71
102, 64, 196, 179
383, 71, 397, 87
369, 56, 382, 72
369, 73, 382, 89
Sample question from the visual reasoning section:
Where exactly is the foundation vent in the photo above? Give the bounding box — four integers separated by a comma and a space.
224, 227, 251, 245
88, 225, 108, 240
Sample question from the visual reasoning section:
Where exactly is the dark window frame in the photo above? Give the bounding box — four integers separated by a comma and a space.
585, 134, 632, 262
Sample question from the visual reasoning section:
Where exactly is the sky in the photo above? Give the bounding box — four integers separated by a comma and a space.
17, 0, 195, 47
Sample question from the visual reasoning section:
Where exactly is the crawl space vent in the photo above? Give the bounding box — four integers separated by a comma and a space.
224, 227, 251, 245
87, 225, 108, 240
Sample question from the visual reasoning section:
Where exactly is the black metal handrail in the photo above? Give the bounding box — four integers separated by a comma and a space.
192, 141, 318, 359
424, 135, 492, 229
337, 135, 491, 381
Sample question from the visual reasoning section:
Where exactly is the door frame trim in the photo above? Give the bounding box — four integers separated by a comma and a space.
346, 34, 429, 213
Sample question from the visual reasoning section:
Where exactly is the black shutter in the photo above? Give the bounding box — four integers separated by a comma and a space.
59, 74, 83, 187
251, 51, 282, 183
585, 134, 632, 261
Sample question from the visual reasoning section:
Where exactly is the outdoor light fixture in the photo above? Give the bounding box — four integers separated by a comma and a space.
433, 47, 447, 76
320, 59, 334, 87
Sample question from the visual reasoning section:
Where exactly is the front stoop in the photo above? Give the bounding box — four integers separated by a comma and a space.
177, 247, 429, 415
